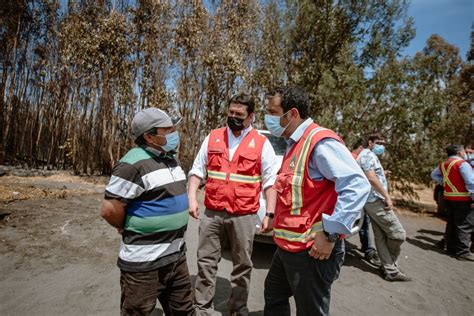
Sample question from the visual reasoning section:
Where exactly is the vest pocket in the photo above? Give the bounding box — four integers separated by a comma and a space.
237, 152, 259, 173
205, 182, 225, 208
274, 173, 302, 211
273, 174, 289, 200
234, 187, 258, 213
208, 148, 224, 166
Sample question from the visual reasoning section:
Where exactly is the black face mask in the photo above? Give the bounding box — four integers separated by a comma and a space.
227, 116, 246, 132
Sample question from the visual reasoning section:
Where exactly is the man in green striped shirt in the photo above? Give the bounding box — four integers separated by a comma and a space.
100, 108, 195, 315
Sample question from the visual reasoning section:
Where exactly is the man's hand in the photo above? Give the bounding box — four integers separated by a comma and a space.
260, 216, 273, 233
188, 197, 200, 219
188, 175, 202, 219
302, 231, 335, 260
365, 170, 393, 211
384, 196, 394, 211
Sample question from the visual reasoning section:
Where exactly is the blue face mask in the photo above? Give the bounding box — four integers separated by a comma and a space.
372, 144, 385, 156
161, 131, 180, 152
264, 111, 291, 137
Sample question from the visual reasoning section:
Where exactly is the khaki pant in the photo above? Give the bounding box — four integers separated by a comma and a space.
364, 199, 406, 274
194, 209, 257, 316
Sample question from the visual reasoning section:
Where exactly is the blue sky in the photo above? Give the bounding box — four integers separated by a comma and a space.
404, 0, 473, 59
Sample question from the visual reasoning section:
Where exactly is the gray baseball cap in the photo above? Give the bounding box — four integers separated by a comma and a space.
131, 108, 182, 139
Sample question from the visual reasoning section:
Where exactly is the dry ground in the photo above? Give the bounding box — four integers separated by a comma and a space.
0, 171, 473, 315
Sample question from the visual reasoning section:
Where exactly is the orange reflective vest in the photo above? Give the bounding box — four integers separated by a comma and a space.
439, 158, 471, 201
204, 127, 266, 214
272, 123, 343, 252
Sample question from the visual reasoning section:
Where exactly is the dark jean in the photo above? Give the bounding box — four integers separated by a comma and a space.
359, 212, 375, 254
264, 240, 345, 316
120, 254, 195, 316
445, 200, 473, 257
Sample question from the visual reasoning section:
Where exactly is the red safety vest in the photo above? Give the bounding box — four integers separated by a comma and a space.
273, 123, 343, 252
204, 127, 266, 214
439, 158, 471, 201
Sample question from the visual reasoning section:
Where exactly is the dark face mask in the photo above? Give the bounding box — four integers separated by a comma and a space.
227, 116, 246, 132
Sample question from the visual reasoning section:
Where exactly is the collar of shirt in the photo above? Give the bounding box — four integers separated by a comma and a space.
287, 118, 313, 147
449, 155, 464, 160
140, 145, 175, 159
226, 124, 253, 143
359, 148, 372, 157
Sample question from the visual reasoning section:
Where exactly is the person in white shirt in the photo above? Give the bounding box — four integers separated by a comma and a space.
188, 93, 279, 316
358, 134, 410, 281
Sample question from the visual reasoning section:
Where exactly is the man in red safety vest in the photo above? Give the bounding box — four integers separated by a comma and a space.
188, 93, 279, 316
262, 86, 371, 316
431, 144, 474, 261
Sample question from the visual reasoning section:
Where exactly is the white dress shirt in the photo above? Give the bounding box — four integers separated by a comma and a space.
188, 124, 278, 189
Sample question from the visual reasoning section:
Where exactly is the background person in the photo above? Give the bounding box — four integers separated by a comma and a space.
431, 144, 474, 261
352, 138, 381, 267
357, 134, 411, 281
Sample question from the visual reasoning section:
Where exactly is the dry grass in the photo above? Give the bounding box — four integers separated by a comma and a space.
0, 174, 106, 203
1, 172, 438, 217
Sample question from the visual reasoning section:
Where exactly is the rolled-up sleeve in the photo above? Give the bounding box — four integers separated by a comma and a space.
260, 139, 279, 189
188, 135, 210, 179
311, 139, 371, 235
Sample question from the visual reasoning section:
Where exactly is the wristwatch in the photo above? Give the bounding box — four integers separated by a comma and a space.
324, 231, 340, 242
265, 212, 274, 219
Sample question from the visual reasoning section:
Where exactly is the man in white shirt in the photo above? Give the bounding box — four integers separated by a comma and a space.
358, 134, 410, 281
188, 93, 279, 316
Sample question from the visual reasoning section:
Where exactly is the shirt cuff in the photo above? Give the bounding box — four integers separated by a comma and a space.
322, 213, 358, 235
262, 177, 276, 190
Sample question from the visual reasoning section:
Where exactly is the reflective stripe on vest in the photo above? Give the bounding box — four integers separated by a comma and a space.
208, 170, 227, 181
207, 170, 262, 184
443, 192, 470, 197
229, 173, 262, 184
290, 127, 329, 215
441, 159, 470, 197
273, 221, 323, 242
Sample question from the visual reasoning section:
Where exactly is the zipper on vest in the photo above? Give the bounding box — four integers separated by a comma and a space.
226, 160, 230, 183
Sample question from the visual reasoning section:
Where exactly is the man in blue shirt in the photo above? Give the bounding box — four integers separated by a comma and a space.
431, 144, 474, 261
263, 86, 371, 316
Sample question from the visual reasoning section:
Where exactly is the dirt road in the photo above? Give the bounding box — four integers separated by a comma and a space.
0, 173, 473, 315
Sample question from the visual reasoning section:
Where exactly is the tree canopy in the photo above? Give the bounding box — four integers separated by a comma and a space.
0, 0, 472, 197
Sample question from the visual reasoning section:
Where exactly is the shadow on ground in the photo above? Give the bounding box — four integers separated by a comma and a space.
342, 240, 381, 276
404, 227, 446, 255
